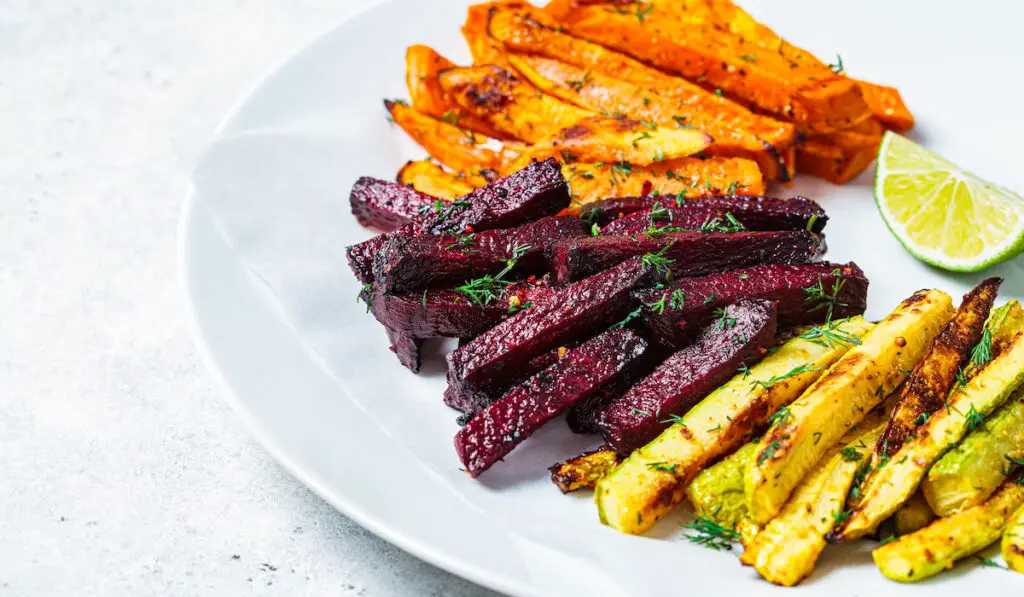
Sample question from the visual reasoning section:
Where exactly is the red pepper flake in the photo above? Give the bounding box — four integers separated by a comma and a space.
640, 180, 653, 196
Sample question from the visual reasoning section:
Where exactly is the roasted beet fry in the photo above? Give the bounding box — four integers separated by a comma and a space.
551, 230, 822, 285
598, 299, 778, 454
448, 256, 666, 391
347, 158, 569, 283
349, 176, 437, 231
374, 216, 581, 294
580, 195, 827, 231
455, 328, 648, 476
368, 283, 554, 340
601, 199, 825, 236
639, 262, 868, 347
384, 326, 423, 373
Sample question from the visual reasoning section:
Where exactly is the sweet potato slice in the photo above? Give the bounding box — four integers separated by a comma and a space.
387, 100, 506, 173
650, 0, 914, 131
456, 327, 648, 477
506, 53, 792, 181
396, 160, 480, 200
489, 9, 796, 146
463, 3, 515, 68
439, 65, 594, 143
349, 176, 437, 231
598, 299, 778, 454
796, 139, 879, 185
551, 4, 870, 133
405, 44, 510, 140
563, 156, 765, 210
550, 230, 822, 285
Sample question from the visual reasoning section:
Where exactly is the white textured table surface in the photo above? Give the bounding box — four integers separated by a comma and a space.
0, 1, 499, 595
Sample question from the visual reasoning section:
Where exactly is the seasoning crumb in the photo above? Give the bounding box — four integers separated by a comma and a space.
557, 346, 568, 358
895, 336, 907, 347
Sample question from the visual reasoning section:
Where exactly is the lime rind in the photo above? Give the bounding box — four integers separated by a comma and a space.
874, 131, 1024, 272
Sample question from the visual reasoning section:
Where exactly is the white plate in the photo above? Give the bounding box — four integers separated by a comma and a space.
180, 0, 1024, 594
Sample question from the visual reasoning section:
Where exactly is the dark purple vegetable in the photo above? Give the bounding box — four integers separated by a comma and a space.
639, 261, 868, 348
455, 328, 648, 476
551, 230, 822, 285
598, 299, 778, 454
349, 176, 436, 231
601, 200, 825, 236
447, 256, 666, 391
374, 216, 581, 295
347, 158, 569, 283
368, 283, 555, 340
384, 326, 423, 373
580, 195, 827, 230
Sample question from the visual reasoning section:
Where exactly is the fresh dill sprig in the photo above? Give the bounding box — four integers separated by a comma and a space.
768, 406, 792, 428
357, 283, 373, 313
970, 328, 994, 369
758, 441, 782, 465
681, 513, 741, 551
613, 306, 643, 329
670, 289, 686, 309
799, 321, 862, 348
751, 364, 822, 390
646, 293, 668, 315
699, 212, 746, 233
641, 243, 675, 275
647, 461, 678, 473
803, 274, 848, 321
565, 70, 592, 92
965, 404, 986, 432
839, 446, 864, 462
829, 54, 845, 74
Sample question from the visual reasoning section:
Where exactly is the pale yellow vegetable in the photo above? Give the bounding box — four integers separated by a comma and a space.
1004, 502, 1024, 573
838, 330, 1024, 540
686, 442, 759, 543
594, 317, 873, 534
740, 417, 886, 586
873, 478, 1024, 582
894, 492, 936, 536
745, 290, 954, 525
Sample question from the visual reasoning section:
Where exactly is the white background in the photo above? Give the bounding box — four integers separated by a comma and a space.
0, 1, 498, 594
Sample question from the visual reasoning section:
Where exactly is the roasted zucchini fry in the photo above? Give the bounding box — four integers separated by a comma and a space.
873, 474, 1024, 582
395, 160, 480, 200
387, 100, 508, 173
923, 387, 1024, 516
549, 446, 621, 493
563, 156, 764, 210
439, 65, 593, 144
506, 54, 792, 181
745, 289, 954, 526
741, 415, 886, 586
1004, 502, 1024, 573
404, 45, 511, 141
594, 317, 873, 534
837, 330, 1024, 541
551, 3, 871, 134
893, 491, 936, 536
869, 278, 1001, 470
686, 442, 759, 542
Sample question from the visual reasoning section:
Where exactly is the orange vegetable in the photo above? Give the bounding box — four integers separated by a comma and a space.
405, 44, 511, 140
396, 159, 484, 200
550, 3, 871, 134
386, 100, 510, 173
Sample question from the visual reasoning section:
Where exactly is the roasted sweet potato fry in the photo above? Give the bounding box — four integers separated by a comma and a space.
439, 65, 593, 143
551, 3, 871, 133
405, 44, 511, 140
387, 100, 507, 173
547, 115, 711, 165
506, 54, 792, 180
563, 156, 765, 209
796, 140, 878, 185
650, 0, 914, 131
396, 160, 481, 200
463, 3, 515, 68
490, 9, 795, 147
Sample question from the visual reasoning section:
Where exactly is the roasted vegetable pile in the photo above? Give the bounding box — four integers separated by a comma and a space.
385, 0, 914, 207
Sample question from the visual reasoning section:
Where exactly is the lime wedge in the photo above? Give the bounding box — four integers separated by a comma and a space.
874, 131, 1024, 272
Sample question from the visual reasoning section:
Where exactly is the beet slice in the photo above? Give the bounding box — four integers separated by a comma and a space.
598, 299, 778, 454
374, 216, 581, 295
601, 200, 825, 236
347, 158, 569, 283
551, 230, 822, 285
368, 283, 554, 340
350, 176, 436, 231
384, 326, 423, 373
455, 328, 648, 476
638, 261, 868, 348
447, 256, 666, 391
580, 195, 827, 230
